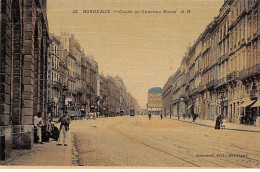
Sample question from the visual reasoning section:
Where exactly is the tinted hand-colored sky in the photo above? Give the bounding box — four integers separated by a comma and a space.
47, 0, 223, 108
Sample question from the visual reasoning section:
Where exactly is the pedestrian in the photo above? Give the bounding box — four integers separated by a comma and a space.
148, 113, 151, 120
56, 110, 71, 146
50, 123, 60, 141
215, 115, 221, 129
34, 112, 44, 144
42, 113, 52, 142
192, 113, 198, 122
160, 113, 163, 120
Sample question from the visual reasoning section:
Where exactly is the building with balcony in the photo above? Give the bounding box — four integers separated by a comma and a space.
147, 87, 163, 115
89, 56, 99, 113
59, 33, 77, 108
107, 75, 120, 115
162, 76, 173, 118
48, 34, 63, 118
167, 0, 260, 125
112, 75, 130, 115
128, 92, 141, 115
80, 54, 91, 114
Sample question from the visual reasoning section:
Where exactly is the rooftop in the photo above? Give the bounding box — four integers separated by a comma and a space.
148, 87, 163, 94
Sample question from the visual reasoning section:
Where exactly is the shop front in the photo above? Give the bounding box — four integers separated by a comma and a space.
239, 98, 257, 125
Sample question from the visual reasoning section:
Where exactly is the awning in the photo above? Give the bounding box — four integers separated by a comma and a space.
187, 105, 193, 110
239, 100, 256, 108
252, 100, 260, 108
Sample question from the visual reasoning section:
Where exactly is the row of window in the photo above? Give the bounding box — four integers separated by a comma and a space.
203, 43, 258, 84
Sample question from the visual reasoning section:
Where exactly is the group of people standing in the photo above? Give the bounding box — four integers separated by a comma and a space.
34, 110, 71, 146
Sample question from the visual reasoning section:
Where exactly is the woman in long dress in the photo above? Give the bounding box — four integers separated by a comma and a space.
215, 115, 221, 129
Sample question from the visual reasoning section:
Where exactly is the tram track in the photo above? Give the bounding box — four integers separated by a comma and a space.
112, 123, 259, 168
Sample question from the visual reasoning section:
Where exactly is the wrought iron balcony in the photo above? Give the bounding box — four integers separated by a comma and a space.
217, 55, 226, 64
227, 71, 239, 82
239, 63, 260, 80
216, 77, 227, 88
239, 69, 248, 79
180, 93, 187, 99
52, 81, 62, 89
248, 63, 260, 76
199, 85, 206, 92
206, 80, 215, 89
250, 89, 257, 98
214, 80, 219, 88
190, 87, 199, 95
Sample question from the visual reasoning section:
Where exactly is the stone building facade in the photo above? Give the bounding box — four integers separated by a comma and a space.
128, 92, 140, 115
162, 76, 173, 117
112, 75, 130, 115
0, 0, 49, 160
107, 75, 120, 115
81, 54, 91, 113
147, 87, 163, 115
89, 56, 99, 113
168, 0, 260, 125
47, 34, 62, 118
47, 33, 131, 118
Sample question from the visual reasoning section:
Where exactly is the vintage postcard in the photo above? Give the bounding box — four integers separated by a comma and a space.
0, 0, 259, 169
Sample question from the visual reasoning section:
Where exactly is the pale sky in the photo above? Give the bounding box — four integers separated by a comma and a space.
47, 0, 224, 108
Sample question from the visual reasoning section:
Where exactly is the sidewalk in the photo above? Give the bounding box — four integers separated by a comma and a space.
167, 116, 260, 133
2, 129, 79, 167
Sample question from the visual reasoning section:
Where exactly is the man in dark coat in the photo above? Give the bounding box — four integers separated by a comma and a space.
50, 123, 60, 141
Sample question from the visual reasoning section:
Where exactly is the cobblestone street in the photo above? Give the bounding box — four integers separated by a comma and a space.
72, 116, 260, 167
7, 115, 259, 167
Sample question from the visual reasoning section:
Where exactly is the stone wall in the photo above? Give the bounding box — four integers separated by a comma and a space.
0, 0, 49, 161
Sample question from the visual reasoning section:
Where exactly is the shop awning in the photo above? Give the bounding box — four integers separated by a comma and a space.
187, 105, 193, 110
252, 100, 260, 108
239, 100, 256, 108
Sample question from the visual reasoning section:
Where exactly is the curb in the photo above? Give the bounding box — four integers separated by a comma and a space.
167, 117, 260, 133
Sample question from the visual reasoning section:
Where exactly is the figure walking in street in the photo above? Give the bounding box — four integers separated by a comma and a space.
160, 113, 163, 120
148, 113, 151, 120
56, 110, 71, 146
192, 113, 198, 122
34, 112, 44, 144
215, 115, 221, 129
